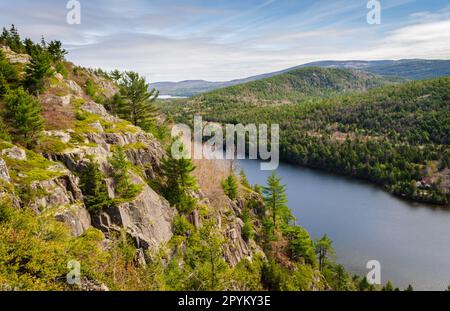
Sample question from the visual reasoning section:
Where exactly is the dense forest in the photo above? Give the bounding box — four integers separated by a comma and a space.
161, 73, 450, 205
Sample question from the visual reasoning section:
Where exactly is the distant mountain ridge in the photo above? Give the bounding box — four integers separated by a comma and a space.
151, 59, 450, 96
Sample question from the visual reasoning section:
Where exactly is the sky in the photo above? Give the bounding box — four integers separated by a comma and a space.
1, 0, 450, 82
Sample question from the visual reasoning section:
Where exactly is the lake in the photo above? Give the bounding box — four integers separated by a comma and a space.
236, 159, 450, 291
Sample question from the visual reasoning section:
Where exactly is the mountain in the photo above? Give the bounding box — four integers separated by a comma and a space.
152, 59, 450, 96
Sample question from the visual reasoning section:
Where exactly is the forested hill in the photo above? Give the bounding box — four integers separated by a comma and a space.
192, 67, 394, 106
152, 59, 450, 97
162, 77, 450, 205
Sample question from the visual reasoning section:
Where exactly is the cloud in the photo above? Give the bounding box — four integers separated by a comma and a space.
1, 0, 449, 81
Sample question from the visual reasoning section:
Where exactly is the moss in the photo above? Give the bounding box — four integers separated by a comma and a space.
34, 135, 72, 154
102, 119, 138, 134
74, 110, 101, 134
123, 141, 147, 150
0, 142, 65, 185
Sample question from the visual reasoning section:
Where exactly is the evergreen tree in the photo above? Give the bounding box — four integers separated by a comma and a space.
382, 281, 394, 291
199, 218, 226, 290
108, 146, 139, 199
405, 284, 414, 291
239, 169, 251, 188
262, 172, 293, 232
0, 50, 19, 87
161, 143, 198, 213
25, 50, 54, 94
315, 234, 335, 272
110, 69, 122, 82
79, 160, 112, 212
3, 87, 43, 147
7, 25, 24, 53
47, 40, 67, 62
222, 173, 238, 200
119, 71, 159, 130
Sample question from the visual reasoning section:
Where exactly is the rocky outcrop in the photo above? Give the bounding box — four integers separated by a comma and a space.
81, 101, 120, 123
0, 158, 10, 182
92, 174, 176, 249
0, 45, 30, 64
54, 204, 91, 237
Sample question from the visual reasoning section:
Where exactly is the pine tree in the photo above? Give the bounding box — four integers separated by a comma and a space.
79, 160, 112, 212
108, 146, 139, 199
161, 144, 198, 213
110, 69, 122, 82
24, 50, 54, 94
315, 234, 335, 272
262, 172, 293, 232
119, 71, 159, 130
239, 169, 251, 188
199, 218, 226, 290
222, 173, 238, 200
8, 25, 24, 53
3, 87, 43, 147
47, 40, 67, 62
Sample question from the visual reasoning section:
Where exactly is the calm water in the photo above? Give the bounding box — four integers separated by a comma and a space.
237, 159, 450, 291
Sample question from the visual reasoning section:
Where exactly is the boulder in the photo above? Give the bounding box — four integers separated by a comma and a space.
44, 130, 72, 144
2, 146, 26, 160
66, 80, 84, 96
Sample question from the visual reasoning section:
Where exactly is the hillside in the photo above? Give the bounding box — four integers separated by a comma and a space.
152, 59, 450, 96
0, 28, 373, 291
193, 67, 391, 106
162, 76, 450, 205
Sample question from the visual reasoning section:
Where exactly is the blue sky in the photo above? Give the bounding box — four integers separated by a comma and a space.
1, 0, 449, 81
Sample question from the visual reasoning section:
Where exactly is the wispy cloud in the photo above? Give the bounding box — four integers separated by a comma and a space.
1, 0, 449, 81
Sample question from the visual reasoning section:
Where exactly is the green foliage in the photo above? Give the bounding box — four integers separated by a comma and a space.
0, 25, 25, 53
0, 199, 110, 290
262, 172, 294, 232
0, 120, 10, 142
118, 71, 159, 130
315, 234, 335, 272
261, 259, 319, 291
0, 73, 10, 97
283, 225, 317, 265
241, 207, 254, 241
239, 169, 251, 188
222, 173, 238, 200
55, 62, 68, 78
0, 50, 19, 91
108, 146, 140, 200
79, 160, 113, 212
172, 215, 195, 237
161, 144, 198, 213
25, 50, 54, 94
46, 40, 67, 62
3, 87, 44, 147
